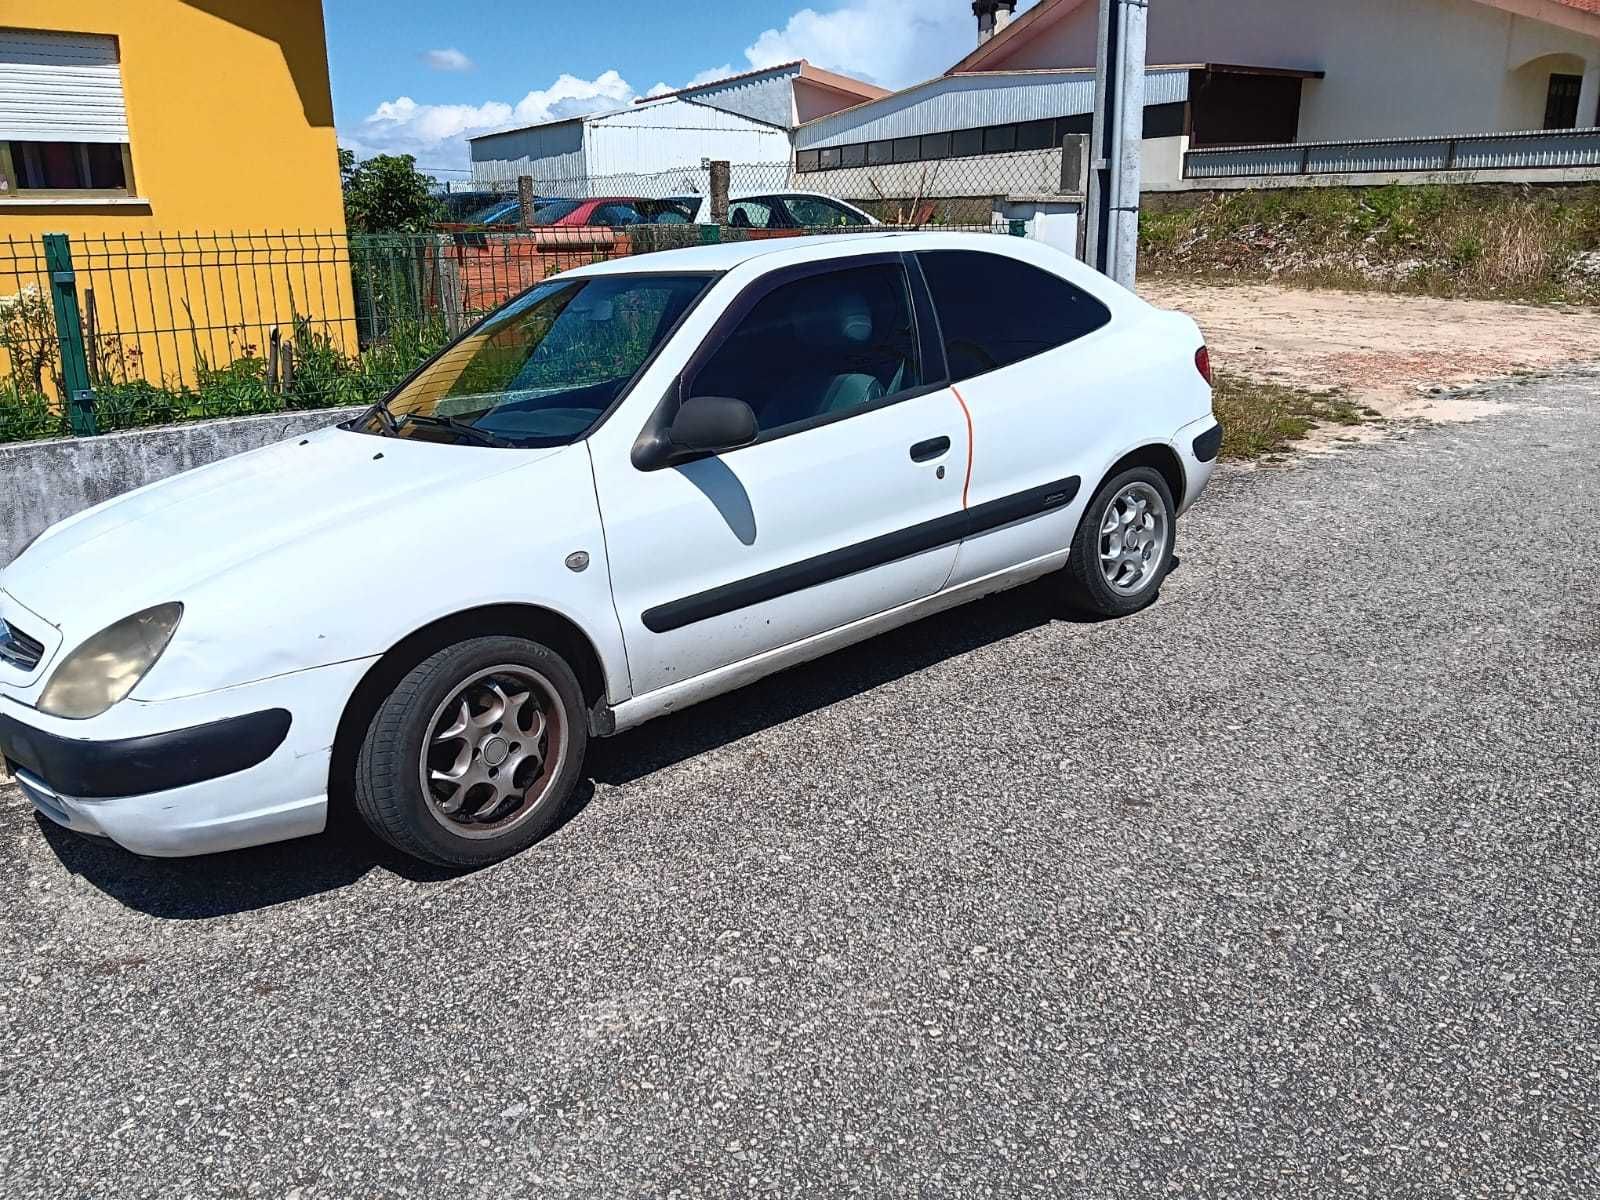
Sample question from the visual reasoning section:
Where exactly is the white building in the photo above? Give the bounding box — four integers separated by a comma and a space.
469, 61, 887, 197
956, 0, 1600, 142
795, 0, 1600, 200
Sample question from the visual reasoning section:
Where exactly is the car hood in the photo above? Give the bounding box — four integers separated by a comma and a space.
2, 425, 558, 634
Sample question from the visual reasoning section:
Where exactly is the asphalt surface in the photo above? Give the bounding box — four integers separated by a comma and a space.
2, 371, 1597, 1198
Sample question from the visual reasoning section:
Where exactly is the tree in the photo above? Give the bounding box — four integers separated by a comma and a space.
339, 149, 443, 233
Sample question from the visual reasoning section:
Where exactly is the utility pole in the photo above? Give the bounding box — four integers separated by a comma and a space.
1085, 0, 1147, 287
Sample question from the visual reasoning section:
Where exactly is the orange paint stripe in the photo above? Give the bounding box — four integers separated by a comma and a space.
951, 384, 974, 510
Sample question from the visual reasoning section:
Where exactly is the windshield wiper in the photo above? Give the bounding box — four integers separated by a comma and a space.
369, 398, 399, 436
400, 413, 514, 448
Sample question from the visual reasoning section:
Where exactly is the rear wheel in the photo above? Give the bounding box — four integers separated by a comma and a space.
1064, 466, 1176, 618
353, 636, 588, 867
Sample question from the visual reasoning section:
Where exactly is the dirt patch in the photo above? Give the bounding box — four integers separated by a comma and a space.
1141, 281, 1600, 440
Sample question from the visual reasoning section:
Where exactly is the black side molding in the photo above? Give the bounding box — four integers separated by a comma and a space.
1193, 423, 1223, 464
642, 475, 1080, 634
0, 709, 292, 800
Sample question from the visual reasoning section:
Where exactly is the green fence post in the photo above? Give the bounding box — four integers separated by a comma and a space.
42, 233, 97, 436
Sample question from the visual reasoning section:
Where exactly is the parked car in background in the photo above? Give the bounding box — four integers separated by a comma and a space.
0, 232, 1218, 869
451, 195, 697, 230
686, 191, 879, 229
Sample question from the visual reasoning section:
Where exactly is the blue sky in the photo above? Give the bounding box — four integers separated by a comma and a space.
326, 0, 1042, 174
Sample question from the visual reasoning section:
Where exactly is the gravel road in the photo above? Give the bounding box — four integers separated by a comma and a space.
2, 372, 1597, 1198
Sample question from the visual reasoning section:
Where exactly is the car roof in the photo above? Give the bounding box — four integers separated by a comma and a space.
559, 229, 1136, 311
563, 231, 911, 275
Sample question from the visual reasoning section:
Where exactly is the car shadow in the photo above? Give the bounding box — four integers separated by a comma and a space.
34, 575, 1075, 921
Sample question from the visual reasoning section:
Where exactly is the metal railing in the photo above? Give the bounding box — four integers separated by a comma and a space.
1184, 126, 1600, 180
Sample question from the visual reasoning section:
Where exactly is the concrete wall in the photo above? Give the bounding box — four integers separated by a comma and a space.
981, 0, 1600, 141
0, 407, 363, 568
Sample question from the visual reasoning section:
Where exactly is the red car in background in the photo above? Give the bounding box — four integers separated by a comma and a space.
448, 195, 696, 230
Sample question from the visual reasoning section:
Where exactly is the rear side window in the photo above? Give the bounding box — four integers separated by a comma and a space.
917, 250, 1112, 383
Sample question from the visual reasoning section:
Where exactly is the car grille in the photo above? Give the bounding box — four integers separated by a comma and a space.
0, 618, 45, 672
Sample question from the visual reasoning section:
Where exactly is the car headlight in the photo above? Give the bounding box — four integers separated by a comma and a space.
38, 603, 184, 720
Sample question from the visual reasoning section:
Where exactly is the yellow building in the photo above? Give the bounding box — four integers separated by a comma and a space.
0, 1, 355, 400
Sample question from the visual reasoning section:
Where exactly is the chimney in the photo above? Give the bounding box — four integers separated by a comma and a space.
973, 0, 1017, 44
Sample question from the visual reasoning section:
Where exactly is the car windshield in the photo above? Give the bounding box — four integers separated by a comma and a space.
360, 273, 709, 447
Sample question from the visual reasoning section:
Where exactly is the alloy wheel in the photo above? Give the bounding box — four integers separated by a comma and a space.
418, 665, 569, 840
1098, 481, 1169, 595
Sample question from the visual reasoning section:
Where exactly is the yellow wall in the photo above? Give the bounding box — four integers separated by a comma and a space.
1, 1, 355, 393
3, 0, 345, 236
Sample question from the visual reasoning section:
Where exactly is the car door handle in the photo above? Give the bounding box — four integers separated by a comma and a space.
909, 436, 951, 463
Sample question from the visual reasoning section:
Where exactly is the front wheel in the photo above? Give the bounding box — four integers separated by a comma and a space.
1063, 466, 1176, 618
353, 636, 589, 867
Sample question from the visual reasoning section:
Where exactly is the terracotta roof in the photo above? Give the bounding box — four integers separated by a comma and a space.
636, 61, 889, 106
1554, 0, 1600, 12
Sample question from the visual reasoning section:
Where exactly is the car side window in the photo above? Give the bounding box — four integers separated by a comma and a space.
689, 263, 923, 437
591, 203, 642, 226
916, 250, 1112, 383
782, 196, 867, 227
728, 200, 778, 229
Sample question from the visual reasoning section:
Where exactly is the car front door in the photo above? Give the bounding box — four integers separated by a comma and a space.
589, 254, 968, 697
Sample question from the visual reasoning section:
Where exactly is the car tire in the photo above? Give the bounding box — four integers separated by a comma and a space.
1063, 465, 1177, 618
353, 635, 589, 868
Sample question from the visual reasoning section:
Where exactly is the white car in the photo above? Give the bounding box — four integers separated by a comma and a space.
0, 232, 1219, 867
685, 191, 879, 230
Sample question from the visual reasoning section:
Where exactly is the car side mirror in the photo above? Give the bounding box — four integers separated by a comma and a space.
669, 395, 758, 456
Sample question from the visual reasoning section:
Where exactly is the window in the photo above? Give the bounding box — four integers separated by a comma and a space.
690, 263, 922, 436
921, 132, 952, 160
0, 31, 134, 198
727, 199, 781, 229
983, 125, 1018, 154
590, 202, 644, 226
917, 250, 1111, 382
368, 274, 708, 446
796, 149, 821, 173
892, 136, 920, 163
1017, 119, 1056, 153
819, 146, 841, 170
868, 141, 893, 166
779, 196, 868, 227
951, 127, 984, 157
8, 141, 126, 190
841, 143, 867, 168
1545, 73, 1583, 130
527, 199, 582, 226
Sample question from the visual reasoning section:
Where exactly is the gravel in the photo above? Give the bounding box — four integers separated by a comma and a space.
2, 371, 1597, 1198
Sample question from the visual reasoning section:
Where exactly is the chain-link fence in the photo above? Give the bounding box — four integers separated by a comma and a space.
444, 154, 1081, 230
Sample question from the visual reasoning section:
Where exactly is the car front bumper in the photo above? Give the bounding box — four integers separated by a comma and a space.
0, 657, 375, 857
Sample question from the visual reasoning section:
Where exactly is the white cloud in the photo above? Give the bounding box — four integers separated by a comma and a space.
742, 0, 1043, 89
345, 70, 638, 173
422, 48, 474, 72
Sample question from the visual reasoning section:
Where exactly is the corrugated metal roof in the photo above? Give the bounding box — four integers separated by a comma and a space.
794, 68, 1190, 150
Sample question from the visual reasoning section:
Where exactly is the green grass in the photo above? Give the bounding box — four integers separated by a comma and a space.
1211, 371, 1372, 461
1141, 184, 1600, 305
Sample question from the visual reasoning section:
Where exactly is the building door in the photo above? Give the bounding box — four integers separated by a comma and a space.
1545, 74, 1583, 130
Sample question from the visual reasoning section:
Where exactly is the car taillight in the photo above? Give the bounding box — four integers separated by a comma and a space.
1194, 346, 1213, 386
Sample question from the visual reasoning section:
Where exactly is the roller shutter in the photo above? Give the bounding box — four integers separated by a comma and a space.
0, 29, 128, 143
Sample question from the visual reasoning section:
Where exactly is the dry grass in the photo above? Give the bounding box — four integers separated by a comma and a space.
1141, 185, 1600, 305
1211, 371, 1375, 461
